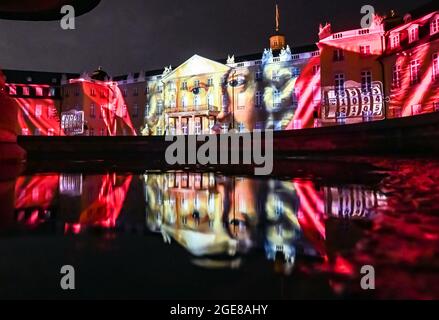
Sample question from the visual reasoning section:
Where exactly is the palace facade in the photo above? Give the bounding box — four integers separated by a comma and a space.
3, 1, 438, 136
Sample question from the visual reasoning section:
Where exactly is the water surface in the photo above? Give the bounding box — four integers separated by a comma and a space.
0, 158, 438, 299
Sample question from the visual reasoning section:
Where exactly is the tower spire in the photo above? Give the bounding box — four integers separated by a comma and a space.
269, 3, 286, 51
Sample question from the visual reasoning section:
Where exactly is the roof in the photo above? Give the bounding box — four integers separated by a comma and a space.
2, 69, 79, 85
113, 43, 319, 81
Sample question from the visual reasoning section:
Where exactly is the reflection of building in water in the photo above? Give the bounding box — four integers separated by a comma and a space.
12, 174, 133, 232
143, 173, 324, 273
324, 186, 386, 219
59, 174, 83, 197
14, 175, 60, 228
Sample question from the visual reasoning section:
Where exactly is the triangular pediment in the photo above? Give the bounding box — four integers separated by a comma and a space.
162, 55, 231, 81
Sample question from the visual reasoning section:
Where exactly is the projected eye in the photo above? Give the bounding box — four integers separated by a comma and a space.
229, 218, 247, 229
192, 87, 201, 95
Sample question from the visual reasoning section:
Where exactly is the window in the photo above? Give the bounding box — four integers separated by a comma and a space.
157, 84, 163, 93
412, 104, 422, 115
122, 105, 128, 118
238, 122, 246, 133
410, 59, 421, 85
48, 87, 56, 97
361, 71, 372, 92
408, 26, 419, 43
256, 91, 263, 107
182, 96, 188, 109
255, 122, 265, 130
35, 104, 43, 118
74, 88, 79, 96
433, 53, 439, 81
207, 78, 214, 87
237, 92, 245, 110
292, 67, 301, 78
8, 85, 16, 96
390, 34, 400, 49
292, 88, 299, 104
23, 87, 30, 96
335, 73, 345, 93
64, 88, 70, 97
35, 128, 41, 136
312, 65, 320, 76
100, 128, 106, 136
434, 102, 439, 112
431, 17, 439, 35
122, 88, 128, 97
194, 95, 201, 108
90, 88, 96, 96
194, 80, 200, 88
157, 100, 164, 114
47, 106, 57, 119
256, 70, 263, 81
90, 103, 96, 118
222, 95, 228, 111
23, 104, 30, 116
133, 87, 139, 96
392, 65, 402, 89
181, 81, 188, 90
272, 70, 280, 81
273, 89, 282, 108
360, 45, 371, 57
35, 87, 43, 96
195, 121, 202, 135
100, 105, 105, 119
133, 104, 139, 118
89, 128, 94, 136
312, 85, 321, 102
207, 94, 214, 108
182, 121, 188, 135
333, 49, 344, 61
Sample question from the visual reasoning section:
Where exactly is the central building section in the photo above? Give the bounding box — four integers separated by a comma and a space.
161, 55, 230, 135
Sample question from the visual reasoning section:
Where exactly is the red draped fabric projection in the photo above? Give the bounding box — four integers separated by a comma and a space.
287, 56, 321, 129
78, 174, 133, 228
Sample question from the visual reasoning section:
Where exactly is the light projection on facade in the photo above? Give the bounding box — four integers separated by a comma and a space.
66, 79, 138, 136
142, 50, 321, 136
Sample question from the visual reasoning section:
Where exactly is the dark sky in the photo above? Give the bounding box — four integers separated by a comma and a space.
0, 0, 427, 76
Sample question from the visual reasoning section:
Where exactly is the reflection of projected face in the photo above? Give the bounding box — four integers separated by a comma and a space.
227, 211, 250, 241
226, 69, 257, 129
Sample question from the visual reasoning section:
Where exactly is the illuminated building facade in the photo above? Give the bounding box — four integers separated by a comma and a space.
128, 47, 321, 136
61, 68, 138, 136
4, 2, 438, 136
318, 17, 387, 125
318, 2, 439, 124
381, 3, 439, 118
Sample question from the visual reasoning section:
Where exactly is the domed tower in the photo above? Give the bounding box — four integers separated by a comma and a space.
269, 4, 286, 51
91, 66, 110, 82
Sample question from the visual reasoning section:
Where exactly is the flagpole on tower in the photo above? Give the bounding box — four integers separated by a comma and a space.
276, 3, 280, 33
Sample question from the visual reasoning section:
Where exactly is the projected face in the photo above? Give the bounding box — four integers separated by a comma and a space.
141, 53, 321, 135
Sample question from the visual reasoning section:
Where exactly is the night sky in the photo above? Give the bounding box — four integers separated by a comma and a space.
0, 0, 429, 76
